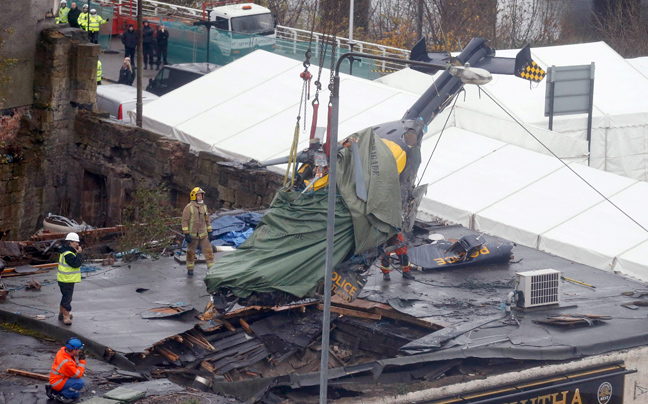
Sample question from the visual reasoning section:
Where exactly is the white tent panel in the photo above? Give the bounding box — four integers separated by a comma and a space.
421, 140, 564, 227
141, 52, 301, 134
539, 182, 648, 271
418, 128, 508, 185
374, 67, 437, 95
474, 164, 638, 248
627, 57, 648, 78
614, 240, 648, 282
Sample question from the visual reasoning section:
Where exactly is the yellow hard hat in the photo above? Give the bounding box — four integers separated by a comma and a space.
190, 187, 205, 201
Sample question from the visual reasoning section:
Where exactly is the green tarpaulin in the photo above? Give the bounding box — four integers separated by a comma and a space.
204, 128, 402, 299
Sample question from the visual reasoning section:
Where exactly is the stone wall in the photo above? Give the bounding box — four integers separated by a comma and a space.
0, 28, 99, 240
0, 1, 57, 109
71, 111, 283, 227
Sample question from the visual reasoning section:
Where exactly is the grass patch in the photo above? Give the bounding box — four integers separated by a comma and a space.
1, 322, 49, 340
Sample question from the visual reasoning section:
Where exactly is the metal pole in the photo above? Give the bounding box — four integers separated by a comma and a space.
136, 0, 142, 128
206, 10, 212, 63
586, 62, 595, 167
348, 0, 355, 75
548, 66, 555, 131
318, 74, 340, 404
317, 51, 445, 403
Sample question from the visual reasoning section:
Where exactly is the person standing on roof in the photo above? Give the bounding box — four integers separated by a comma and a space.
45, 337, 86, 403
155, 24, 169, 70
141, 21, 155, 69
77, 4, 89, 32
57, 232, 83, 325
379, 233, 415, 281
181, 188, 214, 278
121, 24, 137, 67
87, 8, 108, 44
56, 0, 70, 24
67, 2, 81, 28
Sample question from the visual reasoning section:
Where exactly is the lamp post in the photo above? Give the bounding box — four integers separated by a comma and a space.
136, 0, 142, 127
193, 10, 214, 64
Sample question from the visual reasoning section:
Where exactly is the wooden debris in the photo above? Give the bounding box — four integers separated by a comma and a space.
31, 263, 58, 269
317, 304, 381, 320
222, 320, 236, 332
0, 270, 48, 278
7, 368, 49, 381
200, 361, 215, 373
156, 347, 180, 362
240, 319, 253, 334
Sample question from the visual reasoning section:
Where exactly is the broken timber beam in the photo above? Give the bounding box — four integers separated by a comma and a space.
317, 304, 381, 320
7, 369, 50, 381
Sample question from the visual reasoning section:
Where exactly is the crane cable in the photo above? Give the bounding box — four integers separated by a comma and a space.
284, 1, 320, 189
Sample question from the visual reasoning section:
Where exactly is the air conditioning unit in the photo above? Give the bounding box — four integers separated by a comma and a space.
515, 269, 561, 308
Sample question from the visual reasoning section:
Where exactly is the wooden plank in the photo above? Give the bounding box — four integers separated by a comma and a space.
317, 304, 381, 320
222, 320, 236, 332
156, 347, 180, 362
189, 330, 215, 351
239, 319, 253, 334
7, 369, 50, 381
31, 263, 58, 268
1, 267, 15, 273
0, 270, 48, 278
200, 361, 215, 373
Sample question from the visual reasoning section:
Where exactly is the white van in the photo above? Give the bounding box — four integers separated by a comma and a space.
208, 2, 276, 58
96, 84, 159, 123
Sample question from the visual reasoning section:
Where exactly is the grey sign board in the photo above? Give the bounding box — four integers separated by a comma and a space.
545, 63, 595, 117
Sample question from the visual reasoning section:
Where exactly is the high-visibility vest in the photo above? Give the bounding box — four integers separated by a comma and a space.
56, 7, 70, 24
58, 251, 81, 283
88, 15, 105, 32
97, 60, 102, 82
78, 12, 89, 30
50, 347, 86, 391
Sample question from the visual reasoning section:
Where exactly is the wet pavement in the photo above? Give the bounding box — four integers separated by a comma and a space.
99, 37, 159, 84
0, 254, 223, 357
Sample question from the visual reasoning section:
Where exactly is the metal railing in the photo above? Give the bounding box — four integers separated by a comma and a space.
108, 0, 412, 74
275, 26, 411, 74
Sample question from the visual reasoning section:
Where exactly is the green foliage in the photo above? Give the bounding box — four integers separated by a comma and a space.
118, 186, 175, 261
180, 399, 200, 404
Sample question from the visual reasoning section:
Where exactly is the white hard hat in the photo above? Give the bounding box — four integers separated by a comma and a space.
90, 8, 96, 13
61, 0, 67, 4
83, 4, 88, 8
65, 232, 80, 242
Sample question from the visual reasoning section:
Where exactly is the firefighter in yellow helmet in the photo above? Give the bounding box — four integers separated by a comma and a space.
181, 187, 214, 277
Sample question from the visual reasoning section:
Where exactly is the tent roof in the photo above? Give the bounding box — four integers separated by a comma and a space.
139, 48, 648, 281
139, 50, 420, 161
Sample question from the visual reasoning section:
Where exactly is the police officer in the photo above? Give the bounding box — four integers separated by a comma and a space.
56, 0, 70, 24
97, 60, 102, 85
78, 4, 89, 31
57, 233, 83, 325
87, 9, 108, 44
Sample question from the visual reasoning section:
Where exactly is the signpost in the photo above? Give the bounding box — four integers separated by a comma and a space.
545, 63, 595, 164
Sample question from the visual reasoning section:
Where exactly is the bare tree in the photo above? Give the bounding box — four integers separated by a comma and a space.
496, 0, 565, 48
590, 0, 648, 57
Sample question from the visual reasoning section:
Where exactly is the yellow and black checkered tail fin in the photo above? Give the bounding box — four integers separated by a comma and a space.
514, 44, 546, 83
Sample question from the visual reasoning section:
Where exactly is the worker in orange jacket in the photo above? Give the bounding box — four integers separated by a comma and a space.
45, 337, 86, 403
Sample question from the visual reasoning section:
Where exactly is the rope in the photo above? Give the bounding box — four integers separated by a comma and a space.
478, 86, 648, 234
283, 122, 302, 189
417, 93, 461, 186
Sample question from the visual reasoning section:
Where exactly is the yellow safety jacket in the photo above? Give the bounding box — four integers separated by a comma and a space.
78, 12, 89, 30
58, 251, 81, 283
88, 15, 107, 32
181, 201, 213, 239
97, 60, 102, 82
56, 7, 70, 24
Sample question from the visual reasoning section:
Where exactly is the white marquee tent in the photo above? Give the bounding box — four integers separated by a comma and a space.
137, 49, 648, 281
